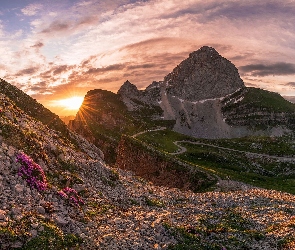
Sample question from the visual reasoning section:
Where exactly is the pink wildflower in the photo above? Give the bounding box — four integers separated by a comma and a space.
58, 187, 84, 206
16, 152, 47, 191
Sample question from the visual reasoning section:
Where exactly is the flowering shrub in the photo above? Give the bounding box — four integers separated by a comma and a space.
16, 152, 47, 191
58, 187, 84, 206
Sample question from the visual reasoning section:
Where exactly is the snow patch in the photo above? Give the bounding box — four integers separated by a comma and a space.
148, 86, 159, 89
234, 97, 244, 103
191, 96, 224, 104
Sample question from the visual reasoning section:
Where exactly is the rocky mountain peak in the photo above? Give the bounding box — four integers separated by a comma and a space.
117, 80, 139, 97
164, 46, 245, 101
189, 46, 220, 61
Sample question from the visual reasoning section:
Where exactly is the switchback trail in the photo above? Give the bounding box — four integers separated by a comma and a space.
132, 127, 166, 138
171, 141, 295, 162
132, 128, 295, 162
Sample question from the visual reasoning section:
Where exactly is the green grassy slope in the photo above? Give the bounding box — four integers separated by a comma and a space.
137, 129, 295, 194
222, 87, 295, 129
223, 87, 295, 113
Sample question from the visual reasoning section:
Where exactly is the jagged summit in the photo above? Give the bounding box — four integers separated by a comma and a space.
189, 46, 220, 59
164, 46, 245, 101
117, 79, 161, 112
117, 80, 140, 98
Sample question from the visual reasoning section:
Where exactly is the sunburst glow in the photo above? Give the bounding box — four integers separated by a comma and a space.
54, 96, 84, 110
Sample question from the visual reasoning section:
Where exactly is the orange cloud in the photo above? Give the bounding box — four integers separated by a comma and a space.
1, 0, 295, 115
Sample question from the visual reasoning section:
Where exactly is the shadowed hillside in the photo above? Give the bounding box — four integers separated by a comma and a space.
0, 78, 68, 137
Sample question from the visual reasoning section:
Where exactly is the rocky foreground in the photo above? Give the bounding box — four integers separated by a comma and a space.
1, 93, 295, 249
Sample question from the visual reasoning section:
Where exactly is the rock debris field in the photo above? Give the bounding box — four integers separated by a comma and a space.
1, 93, 295, 249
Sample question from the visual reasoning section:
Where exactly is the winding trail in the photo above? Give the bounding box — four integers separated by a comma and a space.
171, 141, 295, 162
132, 127, 166, 138
132, 128, 295, 162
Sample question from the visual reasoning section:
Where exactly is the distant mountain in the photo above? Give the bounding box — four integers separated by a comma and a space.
69, 88, 172, 163
70, 46, 295, 161
284, 95, 295, 103
222, 88, 295, 130
60, 115, 76, 125
164, 46, 244, 101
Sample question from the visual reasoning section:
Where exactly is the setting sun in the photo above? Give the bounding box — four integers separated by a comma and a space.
54, 96, 84, 110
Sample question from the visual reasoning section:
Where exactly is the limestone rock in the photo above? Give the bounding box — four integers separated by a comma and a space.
36, 206, 46, 215
164, 46, 244, 101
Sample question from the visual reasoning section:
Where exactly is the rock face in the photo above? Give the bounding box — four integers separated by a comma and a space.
116, 135, 216, 191
157, 46, 246, 138
164, 46, 244, 101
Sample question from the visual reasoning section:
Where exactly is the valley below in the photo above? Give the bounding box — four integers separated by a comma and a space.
2, 45, 295, 249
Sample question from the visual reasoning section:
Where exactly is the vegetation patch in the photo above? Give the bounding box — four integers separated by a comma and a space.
165, 208, 269, 250
22, 221, 83, 250
0, 213, 83, 249
144, 196, 165, 207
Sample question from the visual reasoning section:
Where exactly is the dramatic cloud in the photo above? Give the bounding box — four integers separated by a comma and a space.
15, 67, 39, 76
41, 20, 70, 34
86, 64, 126, 74
30, 81, 48, 92
286, 82, 295, 87
127, 64, 156, 70
1, 0, 295, 115
53, 65, 73, 75
240, 63, 295, 77
203, 1, 295, 22
31, 42, 44, 48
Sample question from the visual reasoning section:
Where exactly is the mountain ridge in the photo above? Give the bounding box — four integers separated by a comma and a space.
70, 46, 295, 163
0, 78, 69, 137
1, 56, 295, 248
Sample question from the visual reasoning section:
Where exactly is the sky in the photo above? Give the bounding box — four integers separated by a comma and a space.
1, 0, 295, 116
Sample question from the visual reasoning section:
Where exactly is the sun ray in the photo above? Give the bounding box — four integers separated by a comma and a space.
51, 96, 84, 111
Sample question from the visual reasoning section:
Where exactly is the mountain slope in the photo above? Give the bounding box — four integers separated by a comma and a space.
222, 87, 295, 130
69, 88, 173, 163
69, 89, 145, 163
2, 89, 295, 249
0, 78, 68, 137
